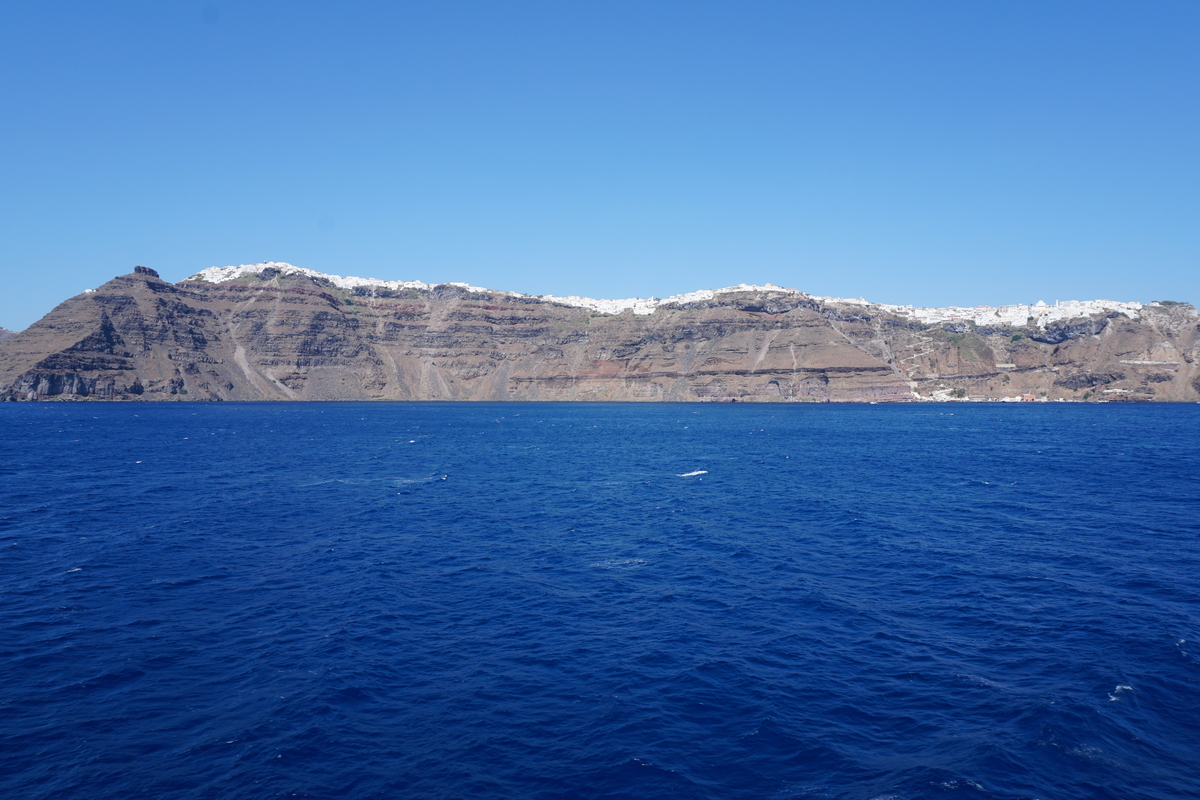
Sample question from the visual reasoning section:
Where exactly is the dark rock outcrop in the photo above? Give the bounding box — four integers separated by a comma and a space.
1028, 315, 1113, 344
1054, 371, 1126, 390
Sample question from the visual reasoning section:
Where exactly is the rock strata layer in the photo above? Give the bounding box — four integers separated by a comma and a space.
2, 267, 1197, 402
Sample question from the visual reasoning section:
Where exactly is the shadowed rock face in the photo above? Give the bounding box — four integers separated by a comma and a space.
2, 270, 1198, 402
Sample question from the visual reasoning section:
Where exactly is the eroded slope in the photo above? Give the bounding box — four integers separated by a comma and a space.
2, 266, 1196, 402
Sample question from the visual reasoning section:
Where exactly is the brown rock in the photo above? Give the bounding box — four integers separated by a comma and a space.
2, 268, 1197, 403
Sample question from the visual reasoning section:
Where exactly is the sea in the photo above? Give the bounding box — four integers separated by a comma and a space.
1, 401, 1197, 800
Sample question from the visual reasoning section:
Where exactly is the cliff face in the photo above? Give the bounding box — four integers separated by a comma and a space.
2, 267, 1197, 402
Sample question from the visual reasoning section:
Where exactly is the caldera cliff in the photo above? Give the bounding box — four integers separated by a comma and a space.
1, 264, 1197, 403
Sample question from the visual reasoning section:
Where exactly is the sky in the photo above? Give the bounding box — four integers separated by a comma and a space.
0, 1, 1196, 331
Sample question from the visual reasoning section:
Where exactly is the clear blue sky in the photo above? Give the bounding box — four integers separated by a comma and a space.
1, 1, 1196, 330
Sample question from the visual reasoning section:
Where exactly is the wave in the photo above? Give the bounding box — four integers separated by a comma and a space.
298, 474, 447, 489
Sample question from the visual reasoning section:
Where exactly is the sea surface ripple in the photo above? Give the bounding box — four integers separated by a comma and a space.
1, 402, 1198, 799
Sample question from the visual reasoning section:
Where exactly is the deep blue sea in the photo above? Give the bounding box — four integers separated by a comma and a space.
1, 402, 1198, 800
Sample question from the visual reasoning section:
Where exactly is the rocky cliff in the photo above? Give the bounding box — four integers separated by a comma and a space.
2, 264, 1197, 403
0, 327, 15, 344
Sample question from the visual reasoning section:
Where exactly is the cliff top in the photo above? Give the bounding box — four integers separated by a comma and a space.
182, 261, 1175, 327
184, 262, 799, 316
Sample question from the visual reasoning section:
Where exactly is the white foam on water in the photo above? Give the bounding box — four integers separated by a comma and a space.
394, 475, 448, 492
393, 475, 445, 485
956, 673, 1002, 689
1108, 684, 1133, 701
940, 780, 984, 791
590, 558, 649, 570
678, 470, 708, 477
